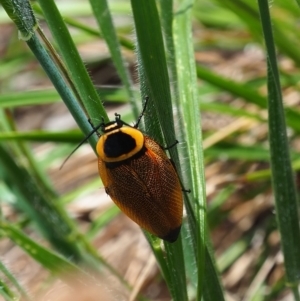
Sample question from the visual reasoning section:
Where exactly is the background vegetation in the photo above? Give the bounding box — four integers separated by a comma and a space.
0, 0, 300, 300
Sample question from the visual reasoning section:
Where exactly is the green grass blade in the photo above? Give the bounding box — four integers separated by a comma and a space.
131, 0, 176, 147
206, 144, 270, 161
0, 279, 16, 301
196, 65, 266, 107
245, 160, 300, 182
0, 130, 83, 143
25, 34, 97, 147
37, 0, 106, 126
7, 117, 58, 200
1, 222, 84, 275
201, 101, 264, 122
0, 260, 30, 300
86, 206, 120, 239
214, 0, 300, 65
0, 57, 30, 81
26, 34, 98, 148
1, 0, 94, 144
89, 0, 138, 117
159, 1, 199, 295
196, 65, 300, 132
64, 16, 134, 51
258, 0, 300, 296
0, 89, 61, 107
158, 0, 179, 99
163, 238, 188, 301
217, 239, 249, 272
173, 1, 208, 299
203, 246, 225, 301
0, 87, 131, 109
0, 144, 83, 260
32, 2, 134, 51
130, 1, 188, 300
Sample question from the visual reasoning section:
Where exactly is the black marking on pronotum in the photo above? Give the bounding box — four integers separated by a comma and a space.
60, 97, 150, 170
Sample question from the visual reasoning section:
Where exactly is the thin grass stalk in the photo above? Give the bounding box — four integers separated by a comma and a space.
130, 1, 188, 300
37, 0, 106, 126
258, 0, 300, 298
0, 260, 30, 301
89, 0, 138, 118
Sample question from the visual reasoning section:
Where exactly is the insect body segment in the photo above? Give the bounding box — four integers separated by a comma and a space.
96, 116, 183, 243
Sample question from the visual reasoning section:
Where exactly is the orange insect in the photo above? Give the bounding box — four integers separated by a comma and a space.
95, 101, 183, 242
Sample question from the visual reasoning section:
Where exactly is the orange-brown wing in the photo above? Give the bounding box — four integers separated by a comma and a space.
98, 136, 183, 242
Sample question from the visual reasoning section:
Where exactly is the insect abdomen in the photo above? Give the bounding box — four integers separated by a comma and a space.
98, 136, 183, 242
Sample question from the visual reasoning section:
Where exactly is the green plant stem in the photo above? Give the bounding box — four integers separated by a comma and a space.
89, 0, 138, 117
258, 0, 300, 296
25, 34, 98, 149
130, 1, 188, 300
37, 0, 106, 126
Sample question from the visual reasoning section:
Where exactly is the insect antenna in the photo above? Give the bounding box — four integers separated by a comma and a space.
59, 120, 103, 170
134, 96, 149, 128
